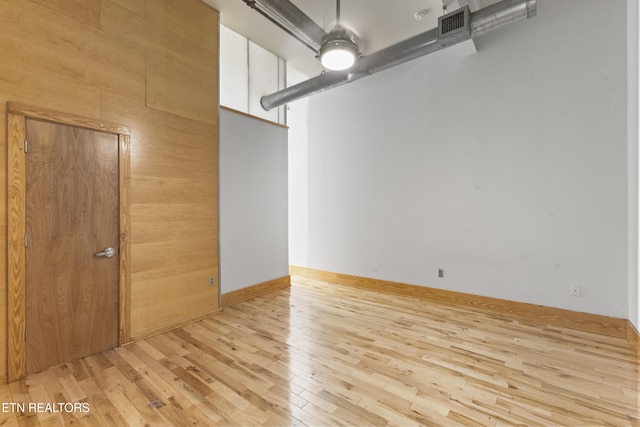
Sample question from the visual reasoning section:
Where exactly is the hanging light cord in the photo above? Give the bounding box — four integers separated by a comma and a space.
336, 0, 341, 25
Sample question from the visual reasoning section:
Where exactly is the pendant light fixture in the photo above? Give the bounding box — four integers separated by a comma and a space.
318, 0, 359, 71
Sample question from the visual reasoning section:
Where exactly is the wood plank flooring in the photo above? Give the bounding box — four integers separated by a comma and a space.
1, 276, 638, 426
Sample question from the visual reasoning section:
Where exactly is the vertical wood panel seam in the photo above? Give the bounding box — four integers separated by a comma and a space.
119, 134, 132, 344
7, 113, 26, 382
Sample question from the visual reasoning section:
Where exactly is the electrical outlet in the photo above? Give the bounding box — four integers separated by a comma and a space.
570, 284, 580, 297
438, 268, 444, 278
209, 276, 215, 286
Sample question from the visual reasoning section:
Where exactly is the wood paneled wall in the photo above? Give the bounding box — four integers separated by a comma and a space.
0, 0, 219, 382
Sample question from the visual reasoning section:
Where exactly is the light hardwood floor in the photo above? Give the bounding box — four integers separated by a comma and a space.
1, 277, 638, 426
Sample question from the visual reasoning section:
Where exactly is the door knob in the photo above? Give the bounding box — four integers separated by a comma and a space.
94, 247, 116, 258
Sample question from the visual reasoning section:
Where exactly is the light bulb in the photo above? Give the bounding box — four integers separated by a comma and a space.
320, 44, 357, 70
318, 26, 359, 71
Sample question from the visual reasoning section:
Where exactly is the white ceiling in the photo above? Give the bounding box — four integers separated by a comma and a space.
202, 0, 501, 76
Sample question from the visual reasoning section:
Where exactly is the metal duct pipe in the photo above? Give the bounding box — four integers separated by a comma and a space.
243, 0, 327, 52
471, 0, 537, 37
260, 28, 449, 110
261, 0, 536, 111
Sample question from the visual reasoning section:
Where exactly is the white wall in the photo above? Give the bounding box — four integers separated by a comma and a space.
220, 108, 289, 294
248, 42, 280, 123
220, 25, 249, 113
289, 0, 630, 318
219, 25, 286, 125
288, 66, 310, 268
629, 0, 640, 329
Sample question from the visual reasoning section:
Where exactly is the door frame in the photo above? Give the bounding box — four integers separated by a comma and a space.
7, 103, 131, 382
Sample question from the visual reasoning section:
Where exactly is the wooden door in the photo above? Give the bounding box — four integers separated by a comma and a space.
25, 119, 120, 375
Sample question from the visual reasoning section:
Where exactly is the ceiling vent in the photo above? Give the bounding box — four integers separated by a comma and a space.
438, 6, 470, 39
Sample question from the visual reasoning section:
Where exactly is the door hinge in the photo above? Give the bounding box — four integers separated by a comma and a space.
24, 139, 28, 153
24, 234, 28, 247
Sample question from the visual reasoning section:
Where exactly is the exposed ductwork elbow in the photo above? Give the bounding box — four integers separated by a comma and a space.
260, 0, 537, 111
